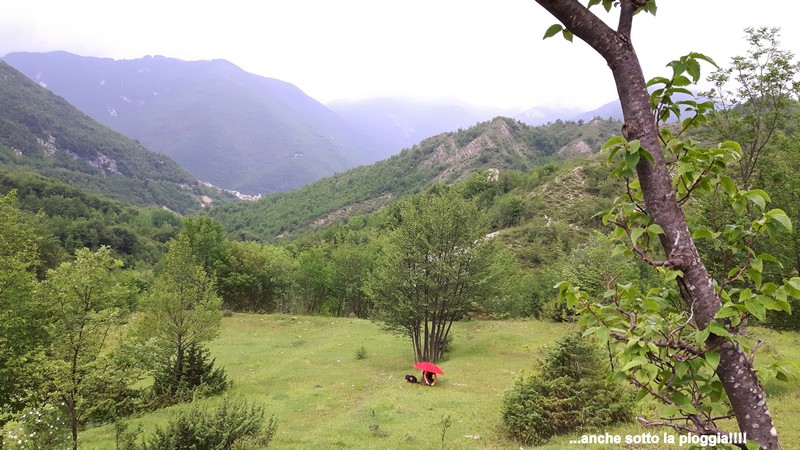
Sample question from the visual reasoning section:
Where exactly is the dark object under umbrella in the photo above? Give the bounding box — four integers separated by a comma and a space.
414, 361, 443, 386
413, 361, 444, 374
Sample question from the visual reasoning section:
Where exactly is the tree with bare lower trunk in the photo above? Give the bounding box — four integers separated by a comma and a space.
367, 187, 517, 363
538, 1, 800, 449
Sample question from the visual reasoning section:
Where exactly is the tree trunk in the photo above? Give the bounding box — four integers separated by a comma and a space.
533, 1, 780, 448
411, 325, 424, 362
173, 340, 185, 392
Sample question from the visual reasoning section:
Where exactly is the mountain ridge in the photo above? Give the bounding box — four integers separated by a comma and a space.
209, 115, 621, 241
3, 51, 379, 195
0, 60, 232, 213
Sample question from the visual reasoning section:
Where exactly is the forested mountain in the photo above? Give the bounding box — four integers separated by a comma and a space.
0, 61, 232, 213
3, 51, 378, 195
210, 116, 620, 241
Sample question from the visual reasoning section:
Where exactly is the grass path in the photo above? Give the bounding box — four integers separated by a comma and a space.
80, 315, 800, 449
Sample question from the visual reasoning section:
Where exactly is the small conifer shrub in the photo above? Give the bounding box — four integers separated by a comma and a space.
144, 397, 276, 449
152, 344, 229, 402
501, 331, 634, 444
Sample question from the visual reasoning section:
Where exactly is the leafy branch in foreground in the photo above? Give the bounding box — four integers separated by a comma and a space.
550, 42, 798, 447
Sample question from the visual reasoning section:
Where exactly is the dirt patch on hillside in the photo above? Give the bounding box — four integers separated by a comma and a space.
308, 193, 394, 229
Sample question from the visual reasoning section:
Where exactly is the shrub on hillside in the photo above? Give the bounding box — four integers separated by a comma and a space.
143, 397, 276, 450
501, 332, 634, 445
152, 344, 229, 403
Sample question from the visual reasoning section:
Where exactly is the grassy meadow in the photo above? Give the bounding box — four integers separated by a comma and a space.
80, 314, 800, 449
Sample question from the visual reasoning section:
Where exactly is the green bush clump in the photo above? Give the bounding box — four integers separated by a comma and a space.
152, 344, 229, 402
144, 397, 276, 450
355, 343, 368, 360
501, 331, 634, 445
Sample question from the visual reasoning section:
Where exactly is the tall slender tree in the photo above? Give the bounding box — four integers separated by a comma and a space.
136, 234, 222, 394
705, 27, 799, 190
38, 246, 129, 450
536, 1, 795, 448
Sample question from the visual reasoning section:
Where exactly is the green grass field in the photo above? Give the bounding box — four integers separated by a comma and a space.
80, 314, 800, 449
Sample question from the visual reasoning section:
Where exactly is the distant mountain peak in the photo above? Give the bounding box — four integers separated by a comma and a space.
3, 51, 379, 195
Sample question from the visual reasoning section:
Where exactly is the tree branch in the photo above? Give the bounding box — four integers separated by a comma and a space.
618, 0, 636, 37
535, 0, 621, 60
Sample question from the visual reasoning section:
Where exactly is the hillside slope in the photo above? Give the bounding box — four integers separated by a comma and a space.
3, 51, 377, 195
209, 116, 620, 241
0, 61, 232, 213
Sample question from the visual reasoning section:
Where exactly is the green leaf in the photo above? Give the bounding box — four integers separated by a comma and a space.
685, 59, 701, 82
608, 370, 628, 384
707, 321, 730, 337
747, 268, 762, 289
602, 135, 626, 150
611, 244, 628, 257
675, 361, 690, 379
732, 198, 746, 215
669, 60, 686, 77
692, 228, 718, 239
766, 209, 792, 232
745, 440, 762, 450
744, 190, 770, 210
738, 288, 754, 303
720, 175, 737, 196
622, 358, 645, 372
639, 148, 655, 165
745, 299, 767, 322
705, 351, 720, 371
562, 29, 574, 42
715, 304, 739, 319
785, 278, 800, 298
658, 403, 680, 418
689, 51, 718, 68
630, 227, 645, 245
727, 266, 742, 279
757, 253, 782, 266
646, 76, 671, 87
672, 75, 692, 87
646, 224, 663, 235
695, 328, 709, 345
643, 297, 660, 312
670, 392, 697, 414
775, 298, 792, 314
543, 24, 563, 39
625, 151, 640, 170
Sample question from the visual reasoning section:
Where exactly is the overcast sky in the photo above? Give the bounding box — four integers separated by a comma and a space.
2, 1, 798, 111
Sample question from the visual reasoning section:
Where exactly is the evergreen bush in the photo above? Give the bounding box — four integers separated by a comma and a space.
152, 344, 229, 402
501, 331, 634, 445
143, 397, 276, 450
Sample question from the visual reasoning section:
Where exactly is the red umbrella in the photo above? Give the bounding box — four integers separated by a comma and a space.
414, 361, 444, 375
